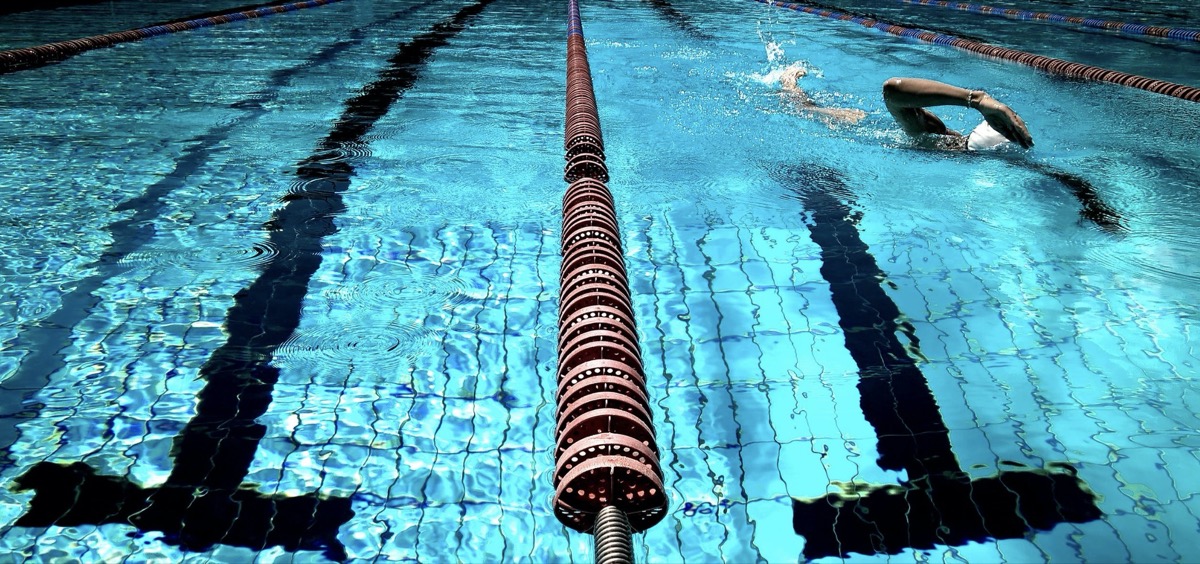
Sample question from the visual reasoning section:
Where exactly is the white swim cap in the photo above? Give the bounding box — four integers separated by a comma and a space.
966, 121, 1011, 151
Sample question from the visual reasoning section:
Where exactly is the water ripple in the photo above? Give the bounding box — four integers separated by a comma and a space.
1083, 234, 1200, 287
15, 299, 56, 320
407, 153, 475, 177
324, 270, 470, 313
120, 239, 282, 272
1075, 160, 1200, 285
326, 140, 374, 161
1091, 155, 1162, 183
284, 176, 342, 200
360, 124, 407, 143
276, 322, 436, 379
532, 321, 559, 345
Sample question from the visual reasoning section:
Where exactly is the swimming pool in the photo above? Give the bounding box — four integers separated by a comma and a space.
1, 0, 1198, 561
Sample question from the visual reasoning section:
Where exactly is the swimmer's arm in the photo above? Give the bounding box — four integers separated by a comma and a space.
882, 77, 977, 137
882, 77, 980, 109
882, 77, 1033, 148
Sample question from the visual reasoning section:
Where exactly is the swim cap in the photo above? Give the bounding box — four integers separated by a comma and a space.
966, 121, 1011, 151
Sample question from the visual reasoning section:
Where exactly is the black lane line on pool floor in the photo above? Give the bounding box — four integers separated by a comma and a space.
776, 163, 1101, 559
942, 153, 1126, 233
642, 0, 714, 40
11, 0, 497, 560
0, 0, 443, 469
1026, 161, 1127, 233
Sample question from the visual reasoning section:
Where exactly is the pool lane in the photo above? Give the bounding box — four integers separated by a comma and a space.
10, 0, 498, 558
777, 162, 1100, 559
751, 0, 1200, 102
792, 0, 1200, 87
0, 0, 295, 50
0, 0, 445, 470
581, 0, 1200, 560
0, 1, 356, 76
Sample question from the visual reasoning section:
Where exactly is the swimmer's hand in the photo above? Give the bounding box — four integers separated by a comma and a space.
974, 93, 1034, 149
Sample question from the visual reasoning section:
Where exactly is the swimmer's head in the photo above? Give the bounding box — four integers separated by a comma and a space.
780, 65, 807, 90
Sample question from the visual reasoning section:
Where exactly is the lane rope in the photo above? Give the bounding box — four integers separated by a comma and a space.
554, 0, 668, 546
0, 0, 349, 75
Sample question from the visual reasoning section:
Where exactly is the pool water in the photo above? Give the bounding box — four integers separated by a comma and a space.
0, 1, 306, 49
792, 0, 1200, 87
1, 0, 1198, 561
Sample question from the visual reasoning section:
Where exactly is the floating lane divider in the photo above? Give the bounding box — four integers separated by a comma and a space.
896, 0, 1200, 43
752, 0, 1200, 102
555, 0, 667, 560
0, 0, 349, 75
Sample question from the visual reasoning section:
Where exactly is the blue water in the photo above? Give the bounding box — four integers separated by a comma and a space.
0, 1, 308, 49
1, 0, 1199, 561
789, 0, 1200, 87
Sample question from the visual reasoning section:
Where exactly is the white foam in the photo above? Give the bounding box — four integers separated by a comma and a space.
765, 40, 785, 63
754, 67, 790, 86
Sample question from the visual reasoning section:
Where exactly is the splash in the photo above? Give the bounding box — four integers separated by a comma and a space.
749, 62, 820, 87
765, 39, 785, 63
754, 65, 794, 86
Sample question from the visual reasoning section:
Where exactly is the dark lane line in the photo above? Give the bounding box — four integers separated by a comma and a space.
643, 0, 714, 40
1028, 162, 1126, 233
11, 0, 498, 559
955, 151, 1126, 233
161, 0, 500, 494
774, 163, 1100, 559
0, 0, 439, 468
785, 164, 950, 474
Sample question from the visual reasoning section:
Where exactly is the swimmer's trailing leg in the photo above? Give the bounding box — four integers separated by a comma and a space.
776, 163, 1102, 559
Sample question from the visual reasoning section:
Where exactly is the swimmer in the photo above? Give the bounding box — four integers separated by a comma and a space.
882, 77, 1034, 150
879, 77, 1124, 231
778, 64, 867, 125
770, 73, 1118, 230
